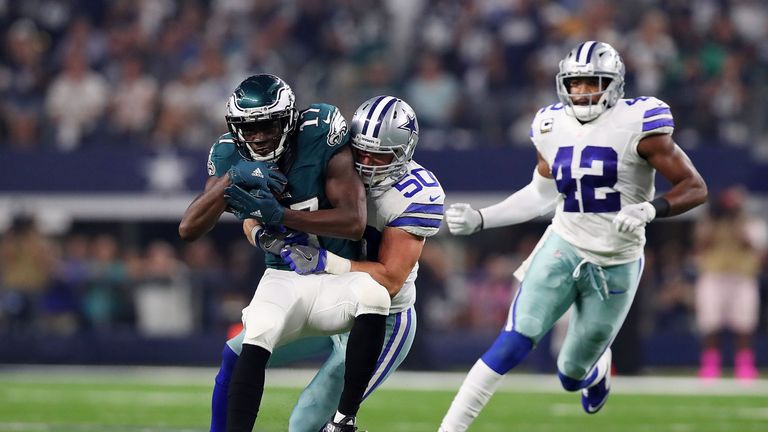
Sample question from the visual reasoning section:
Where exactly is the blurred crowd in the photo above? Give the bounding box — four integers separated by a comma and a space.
1, 0, 767, 152
0, 216, 264, 337
2, 192, 766, 347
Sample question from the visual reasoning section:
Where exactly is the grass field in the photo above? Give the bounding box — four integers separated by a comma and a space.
0, 366, 766, 431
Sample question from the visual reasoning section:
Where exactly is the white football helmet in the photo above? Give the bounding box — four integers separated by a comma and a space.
350, 96, 419, 192
556, 41, 625, 122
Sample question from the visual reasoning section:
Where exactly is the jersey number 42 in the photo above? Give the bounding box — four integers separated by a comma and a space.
551, 146, 620, 213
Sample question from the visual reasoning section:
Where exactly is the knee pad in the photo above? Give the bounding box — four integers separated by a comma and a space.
583, 322, 614, 344
558, 367, 597, 392
480, 330, 533, 375
242, 302, 286, 352
350, 274, 390, 316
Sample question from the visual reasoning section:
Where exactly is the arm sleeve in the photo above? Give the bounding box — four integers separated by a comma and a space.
479, 169, 560, 229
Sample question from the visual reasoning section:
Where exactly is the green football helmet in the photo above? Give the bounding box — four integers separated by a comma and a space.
226, 74, 298, 161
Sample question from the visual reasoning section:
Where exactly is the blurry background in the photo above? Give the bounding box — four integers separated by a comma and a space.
0, 0, 767, 375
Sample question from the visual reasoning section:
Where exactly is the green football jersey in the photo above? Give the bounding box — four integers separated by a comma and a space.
207, 103, 361, 270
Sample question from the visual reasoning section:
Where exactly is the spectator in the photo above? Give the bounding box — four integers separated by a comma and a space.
134, 241, 193, 337
0, 216, 56, 330
694, 187, 768, 380
84, 233, 131, 330
404, 52, 460, 128
1, 19, 48, 150
45, 49, 108, 150
107, 55, 158, 145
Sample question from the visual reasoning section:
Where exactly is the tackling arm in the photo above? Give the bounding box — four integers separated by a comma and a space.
281, 146, 367, 240
348, 228, 425, 297
279, 226, 425, 297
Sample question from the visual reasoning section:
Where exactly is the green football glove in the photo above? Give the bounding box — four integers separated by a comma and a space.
224, 184, 285, 227
227, 160, 287, 195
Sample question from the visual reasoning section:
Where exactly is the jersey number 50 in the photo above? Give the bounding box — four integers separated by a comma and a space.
551, 146, 620, 213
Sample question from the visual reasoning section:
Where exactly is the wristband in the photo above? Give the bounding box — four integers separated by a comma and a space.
650, 197, 671, 218
249, 225, 260, 247
325, 250, 351, 275
477, 209, 485, 231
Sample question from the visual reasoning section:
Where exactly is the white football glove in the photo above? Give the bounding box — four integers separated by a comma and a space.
612, 202, 656, 233
445, 203, 483, 236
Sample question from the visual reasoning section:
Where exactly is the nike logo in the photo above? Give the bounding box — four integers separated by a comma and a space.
429, 195, 440, 202
322, 112, 331, 124
296, 248, 314, 261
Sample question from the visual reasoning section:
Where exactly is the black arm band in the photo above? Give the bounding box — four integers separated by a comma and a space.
650, 197, 671, 218
477, 209, 485, 231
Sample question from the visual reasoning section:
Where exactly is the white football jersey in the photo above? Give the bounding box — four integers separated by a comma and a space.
364, 160, 445, 313
530, 96, 674, 265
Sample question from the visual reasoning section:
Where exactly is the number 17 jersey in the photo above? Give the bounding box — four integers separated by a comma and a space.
529, 97, 674, 266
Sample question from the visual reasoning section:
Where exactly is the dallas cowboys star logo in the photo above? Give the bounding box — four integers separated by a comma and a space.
398, 114, 418, 141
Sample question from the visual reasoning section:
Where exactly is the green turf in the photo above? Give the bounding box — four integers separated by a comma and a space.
0, 378, 766, 431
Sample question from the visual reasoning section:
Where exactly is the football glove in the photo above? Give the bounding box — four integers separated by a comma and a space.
227, 160, 287, 195
254, 226, 309, 256
445, 203, 483, 235
280, 245, 328, 275
224, 185, 285, 226
612, 202, 656, 233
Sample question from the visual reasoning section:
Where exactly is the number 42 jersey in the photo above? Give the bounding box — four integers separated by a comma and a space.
363, 161, 445, 314
530, 96, 674, 266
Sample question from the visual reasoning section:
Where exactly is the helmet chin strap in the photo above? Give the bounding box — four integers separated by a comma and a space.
566, 87, 612, 122
569, 104, 604, 122
247, 134, 288, 162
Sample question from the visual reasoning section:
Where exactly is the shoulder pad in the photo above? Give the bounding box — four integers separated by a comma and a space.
297, 103, 350, 150
207, 133, 239, 177
530, 102, 564, 141
619, 96, 674, 137
384, 165, 444, 238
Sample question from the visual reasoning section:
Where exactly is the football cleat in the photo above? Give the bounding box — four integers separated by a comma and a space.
323, 416, 358, 432
581, 348, 611, 414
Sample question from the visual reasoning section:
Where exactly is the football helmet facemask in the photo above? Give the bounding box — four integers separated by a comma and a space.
226, 74, 298, 162
350, 96, 419, 193
556, 41, 625, 122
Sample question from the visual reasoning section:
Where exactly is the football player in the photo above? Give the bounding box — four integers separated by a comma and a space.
439, 41, 707, 431
179, 74, 390, 432
210, 96, 443, 432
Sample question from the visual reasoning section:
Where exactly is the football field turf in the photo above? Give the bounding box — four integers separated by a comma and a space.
0, 367, 766, 431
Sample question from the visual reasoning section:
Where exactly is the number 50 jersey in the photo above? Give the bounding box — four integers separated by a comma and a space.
364, 161, 445, 313
530, 96, 674, 266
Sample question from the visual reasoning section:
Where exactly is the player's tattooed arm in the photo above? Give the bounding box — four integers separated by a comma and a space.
637, 133, 708, 216
179, 175, 231, 241
281, 146, 367, 240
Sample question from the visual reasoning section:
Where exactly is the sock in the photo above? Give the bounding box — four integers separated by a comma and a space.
211, 344, 239, 432
480, 329, 533, 375
558, 349, 610, 391
735, 349, 758, 379
337, 313, 386, 417
699, 348, 721, 378
440, 359, 505, 432
226, 344, 270, 432
585, 348, 611, 389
